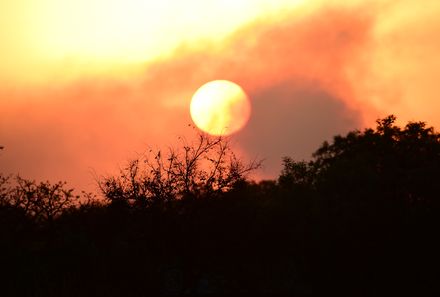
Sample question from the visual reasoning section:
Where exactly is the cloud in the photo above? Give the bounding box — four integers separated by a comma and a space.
237, 81, 361, 178
4, 1, 439, 189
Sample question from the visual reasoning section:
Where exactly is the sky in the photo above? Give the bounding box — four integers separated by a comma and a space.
1, 0, 440, 191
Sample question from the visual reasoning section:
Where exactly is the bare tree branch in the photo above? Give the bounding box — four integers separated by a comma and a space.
99, 132, 262, 207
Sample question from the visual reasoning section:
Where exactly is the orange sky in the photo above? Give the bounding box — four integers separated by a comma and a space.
1, 0, 440, 191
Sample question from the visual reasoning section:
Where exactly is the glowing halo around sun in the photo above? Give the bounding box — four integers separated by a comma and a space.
190, 80, 251, 136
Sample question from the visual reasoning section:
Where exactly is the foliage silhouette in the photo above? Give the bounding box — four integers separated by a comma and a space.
279, 115, 440, 295
1, 175, 80, 224
99, 132, 261, 208
0, 116, 440, 296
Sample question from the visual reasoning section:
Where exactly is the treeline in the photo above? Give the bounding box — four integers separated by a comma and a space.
1, 116, 439, 296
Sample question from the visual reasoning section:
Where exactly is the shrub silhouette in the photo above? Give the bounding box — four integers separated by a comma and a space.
1, 116, 440, 296
279, 115, 440, 295
2, 176, 79, 224
99, 132, 261, 208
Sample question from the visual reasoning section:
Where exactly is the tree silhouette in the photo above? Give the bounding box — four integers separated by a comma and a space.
279, 115, 440, 295
310, 115, 440, 207
0, 174, 10, 205
99, 132, 261, 207
1, 176, 79, 224
1, 116, 440, 296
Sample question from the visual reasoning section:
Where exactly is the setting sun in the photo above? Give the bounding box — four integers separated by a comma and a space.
190, 80, 251, 136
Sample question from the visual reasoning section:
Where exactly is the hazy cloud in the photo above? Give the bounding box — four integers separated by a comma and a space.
237, 81, 360, 178
2, 2, 439, 189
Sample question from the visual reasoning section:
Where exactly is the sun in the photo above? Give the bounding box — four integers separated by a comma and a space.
190, 80, 251, 136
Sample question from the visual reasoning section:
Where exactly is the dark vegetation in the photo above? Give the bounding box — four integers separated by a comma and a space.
1, 116, 439, 296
